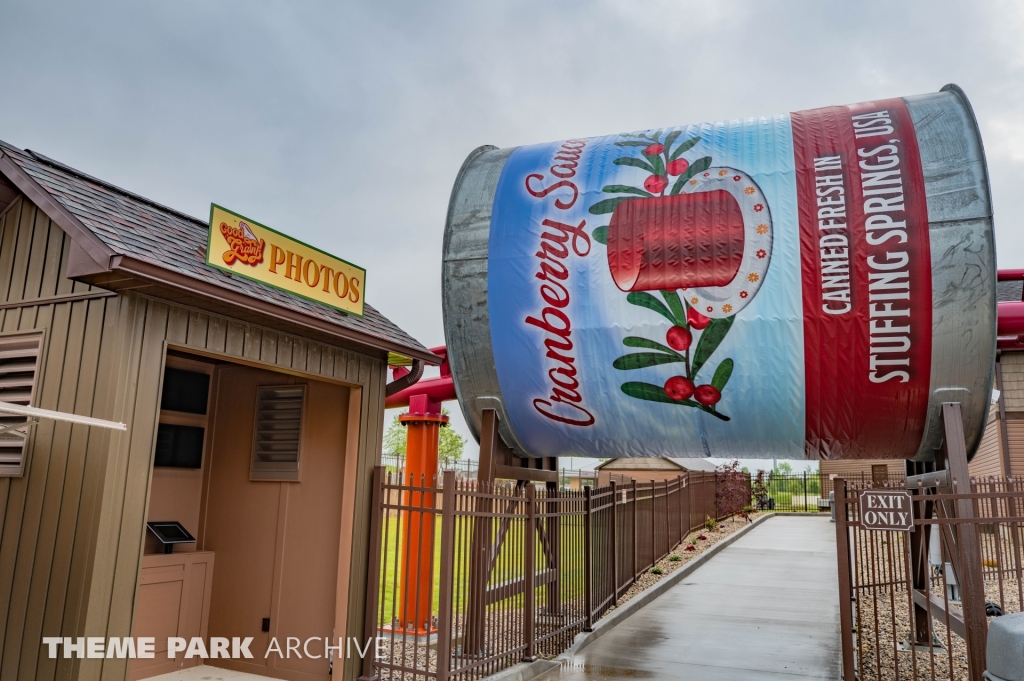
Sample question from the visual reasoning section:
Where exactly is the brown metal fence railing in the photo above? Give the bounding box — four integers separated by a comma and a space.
834, 475, 1024, 681
362, 467, 743, 681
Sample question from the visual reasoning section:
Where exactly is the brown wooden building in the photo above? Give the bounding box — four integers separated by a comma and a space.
0, 141, 436, 681
594, 457, 718, 486
965, 278, 1024, 481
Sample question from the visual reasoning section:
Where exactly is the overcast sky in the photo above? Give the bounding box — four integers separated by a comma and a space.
3, 1, 1022, 457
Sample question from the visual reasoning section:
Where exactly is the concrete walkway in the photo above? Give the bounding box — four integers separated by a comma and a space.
553, 515, 840, 681
146, 665, 276, 680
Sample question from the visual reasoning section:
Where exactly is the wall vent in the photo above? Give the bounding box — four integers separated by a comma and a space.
0, 333, 43, 477
251, 385, 305, 481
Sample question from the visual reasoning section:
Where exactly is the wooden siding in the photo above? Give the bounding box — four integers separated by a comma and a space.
597, 458, 683, 471
819, 458, 906, 479
1001, 352, 1024, 412
1006, 419, 1024, 479
969, 406, 1003, 480
0, 194, 387, 681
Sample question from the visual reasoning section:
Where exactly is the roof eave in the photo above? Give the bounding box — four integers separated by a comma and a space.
113, 255, 441, 364
0, 149, 115, 266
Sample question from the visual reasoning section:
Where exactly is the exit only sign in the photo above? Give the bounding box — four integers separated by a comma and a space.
858, 490, 914, 531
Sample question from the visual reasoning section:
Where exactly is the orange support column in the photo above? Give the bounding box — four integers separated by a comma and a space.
398, 394, 449, 634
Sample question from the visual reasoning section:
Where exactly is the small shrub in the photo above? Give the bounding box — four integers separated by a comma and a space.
684, 544, 696, 552
650, 567, 663, 575
669, 555, 681, 562
742, 505, 754, 514
697, 533, 708, 541
984, 558, 999, 568
704, 516, 718, 531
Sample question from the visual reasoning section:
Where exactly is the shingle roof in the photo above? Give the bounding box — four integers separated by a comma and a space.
998, 279, 1022, 303
0, 140, 433, 361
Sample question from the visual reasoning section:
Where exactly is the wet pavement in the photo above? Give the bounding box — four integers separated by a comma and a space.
549, 515, 840, 681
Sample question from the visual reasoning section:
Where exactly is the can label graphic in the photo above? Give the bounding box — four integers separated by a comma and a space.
487, 98, 931, 459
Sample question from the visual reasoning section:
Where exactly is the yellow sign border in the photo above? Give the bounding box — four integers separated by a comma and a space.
205, 203, 367, 317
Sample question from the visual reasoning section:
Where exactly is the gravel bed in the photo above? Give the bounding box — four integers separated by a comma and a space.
851, 530, 1024, 681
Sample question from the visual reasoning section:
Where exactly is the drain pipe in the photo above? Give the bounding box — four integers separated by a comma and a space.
386, 359, 424, 397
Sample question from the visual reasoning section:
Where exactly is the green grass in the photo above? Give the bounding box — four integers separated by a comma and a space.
376, 515, 588, 625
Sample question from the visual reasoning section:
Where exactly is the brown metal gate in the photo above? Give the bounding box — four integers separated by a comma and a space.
835, 474, 1024, 681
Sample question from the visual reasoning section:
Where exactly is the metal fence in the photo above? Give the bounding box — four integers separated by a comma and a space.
753, 471, 907, 513
361, 467, 743, 681
834, 475, 1024, 681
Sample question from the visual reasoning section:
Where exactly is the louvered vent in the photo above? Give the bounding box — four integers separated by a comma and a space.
251, 385, 305, 481
0, 333, 43, 477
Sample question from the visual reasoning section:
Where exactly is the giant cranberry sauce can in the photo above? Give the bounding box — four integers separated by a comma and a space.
442, 86, 996, 461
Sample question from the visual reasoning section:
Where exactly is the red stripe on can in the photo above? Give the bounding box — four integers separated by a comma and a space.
792, 98, 932, 459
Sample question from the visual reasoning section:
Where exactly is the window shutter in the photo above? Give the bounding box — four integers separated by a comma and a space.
251, 385, 305, 481
0, 333, 43, 477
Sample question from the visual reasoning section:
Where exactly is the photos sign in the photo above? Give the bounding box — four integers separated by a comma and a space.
207, 204, 365, 316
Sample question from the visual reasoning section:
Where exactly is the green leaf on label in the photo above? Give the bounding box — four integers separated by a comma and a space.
711, 358, 734, 391
615, 140, 653, 147
648, 130, 662, 144
614, 157, 656, 173
669, 156, 713, 195
622, 336, 682, 357
619, 382, 731, 421
664, 130, 682, 156
625, 292, 677, 325
661, 290, 687, 326
649, 154, 666, 178
691, 316, 735, 377
589, 197, 629, 215
591, 226, 608, 245
669, 136, 702, 161
613, 352, 685, 371
602, 185, 653, 197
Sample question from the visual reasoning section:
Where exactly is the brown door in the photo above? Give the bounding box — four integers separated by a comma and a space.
201, 364, 349, 681
871, 464, 889, 487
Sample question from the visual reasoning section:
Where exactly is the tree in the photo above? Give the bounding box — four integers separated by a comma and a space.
715, 460, 749, 517
381, 408, 466, 467
383, 415, 406, 458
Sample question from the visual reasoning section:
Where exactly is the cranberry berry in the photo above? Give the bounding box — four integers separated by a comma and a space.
643, 143, 665, 156
644, 175, 668, 193
664, 376, 695, 401
666, 158, 689, 176
666, 325, 692, 352
693, 385, 721, 406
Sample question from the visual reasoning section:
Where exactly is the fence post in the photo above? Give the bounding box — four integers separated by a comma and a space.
523, 483, 537, 661
631, 479, 638, 584
677, 475, 684, 546
648, 480, 655, 569
610, 481, 619, 602
834, 478, 855, 681
662, 480, 669, 559
944, 403, 987, 681
583, 485, 593, 632
358, 466, 385, 681
435, 471, 457, 681
803, 471, 808, 513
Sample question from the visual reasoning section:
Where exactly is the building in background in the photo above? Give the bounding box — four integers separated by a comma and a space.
967, 278, 1024, 481
594, 457, 718, 487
